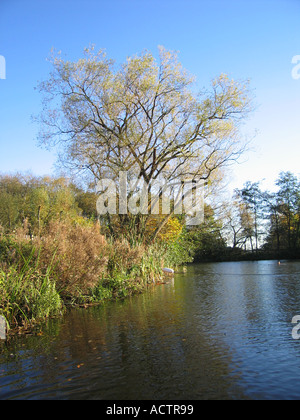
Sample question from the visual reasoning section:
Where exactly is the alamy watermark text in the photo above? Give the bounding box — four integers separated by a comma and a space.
292, 55, 300, 80
96, 172, 205, 226
0, 55, 6, 79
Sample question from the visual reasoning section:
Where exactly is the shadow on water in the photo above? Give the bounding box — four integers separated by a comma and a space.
1, 260, 300, 400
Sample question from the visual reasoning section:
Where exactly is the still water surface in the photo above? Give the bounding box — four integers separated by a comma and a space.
1, 261, 300, 400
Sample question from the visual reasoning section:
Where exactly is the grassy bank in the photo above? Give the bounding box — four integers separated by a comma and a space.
0, 220, 183, 335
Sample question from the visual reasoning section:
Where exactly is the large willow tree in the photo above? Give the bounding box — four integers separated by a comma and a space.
36, 46, 253, 241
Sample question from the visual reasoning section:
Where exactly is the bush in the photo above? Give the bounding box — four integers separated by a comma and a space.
106, 239, 145, 276
35, 220, 108, 298
159, 230, 195, 269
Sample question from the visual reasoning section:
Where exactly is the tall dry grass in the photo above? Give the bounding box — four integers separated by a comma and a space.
35, 220, 108, 298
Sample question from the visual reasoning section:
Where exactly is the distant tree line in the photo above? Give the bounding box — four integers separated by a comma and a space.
219, 171, 300, 259
169, 170, 300, 262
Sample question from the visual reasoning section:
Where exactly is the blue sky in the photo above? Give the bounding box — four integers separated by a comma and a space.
0, 0, 300, 192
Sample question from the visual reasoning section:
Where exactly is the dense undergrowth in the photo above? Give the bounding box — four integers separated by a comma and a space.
0, 219, 189, 334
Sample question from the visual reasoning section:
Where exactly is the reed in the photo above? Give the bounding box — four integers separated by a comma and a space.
0, 249, 63, 330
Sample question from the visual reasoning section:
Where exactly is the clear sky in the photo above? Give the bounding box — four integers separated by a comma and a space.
0, 0, 300, 193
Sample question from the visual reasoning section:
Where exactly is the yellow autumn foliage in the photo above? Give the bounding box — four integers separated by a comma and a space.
145, 216, 183, 243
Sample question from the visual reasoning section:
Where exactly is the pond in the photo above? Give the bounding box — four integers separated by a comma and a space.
1, 260, 300, 400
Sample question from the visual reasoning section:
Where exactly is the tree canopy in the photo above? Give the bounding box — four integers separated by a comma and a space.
35, 46, 253, 241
